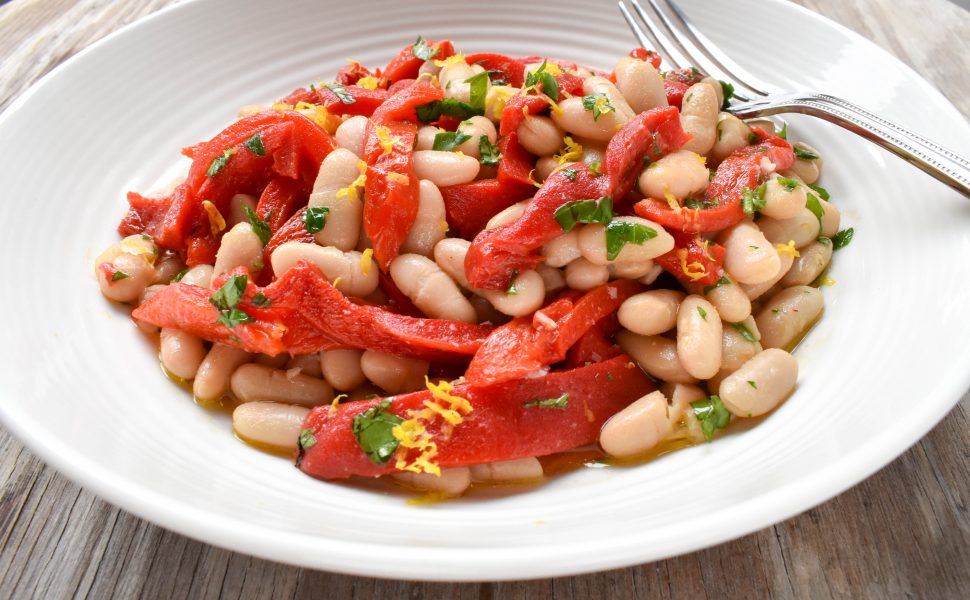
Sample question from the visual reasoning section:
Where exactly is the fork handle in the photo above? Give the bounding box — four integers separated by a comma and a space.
730, 93, 970, 198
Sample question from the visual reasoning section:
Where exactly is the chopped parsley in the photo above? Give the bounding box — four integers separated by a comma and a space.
605, 220, 657, 260
210, 274, 256, 328
778, 122, 788, 140
747, 380, 758, 389
110, 270, 129, 282
581, 93, 615, 120
703, 275, 731, 295
808, 183, 830, 201
697, 306, 708, 321
216, 306, 255, 328
794, 146, 820, 161
251, 292, 272, 308
298, 429, 317, 449
415, 98, 481, 123
524, 60, 559, 101
731, 322, 757, 343
684, 197, 719, 210
411, 36, 439, 61
741, 182, 767, 215
691, 395, 731, 441
244, 206, 271, 245
206, 148, 235, 177
588, 161, 603, 176
805, 192, 825, 225
303, 206, 330, 234
351, 399, 404, 464
719, 80, 735, 109
553, 196, 613, 232
324, 82, 355, 104
747, 131, 760, 145
832, 227, 854, 250
817, 236, 832, 246
244, 133, 266, 156
432, 131, 472, 152
478, 136, 501, 167
776, 176, 800, 191
523, 394, 569, 409
173, 268, 189, 283
561, 168, 578, 182
464, 71, 489, 111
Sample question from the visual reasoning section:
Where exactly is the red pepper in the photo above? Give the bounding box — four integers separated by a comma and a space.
663, 67, 705, 108
628, 47, 663, 69
383, 39, 455, 83
634, 132, 795, 233
362, 120, 419, 270
654, 233, 727, 287
256, 176, 309, 232
499, 94, 550, 136
554, 71, 585, 96
463, 53, 526, 87
133, 262, 493, 361
496, 132, 536, 187
316, 85, 389, 117
564, 322, 622, 369
464, 163, 606, 290
518, 56, 611, 78
465, 280, 640, 385
297, 355, 654, 479
377, 270, 424, 318
371, 80, 443, 123
440, 178, 534, 239
335, 61, 383, 87
604, 105, 691, 202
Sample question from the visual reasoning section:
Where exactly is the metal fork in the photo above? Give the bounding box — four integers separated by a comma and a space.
619, 0, 970, 197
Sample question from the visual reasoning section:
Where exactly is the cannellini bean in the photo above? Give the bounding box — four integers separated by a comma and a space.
160, 328, 206, 380
691, 275, 751, 323
552, 96, 627, 142
232, 402, 309, 451
286, 353, 323, 378
719, 220, 781, 284
486, 199, 530, 230
761, 173, 808, 220
577, 217, 675, 265
415, 125, 441, 151
153, 253, 185, 284
616, 331, 697, 384
608, 260, 656, 280
720, 323, 763, 372
711, 113, 752, 163
97, 251, 155, 303
613, 56, 667, 113
433, 237, 472, 288
309, 148, 364, 251
755, 286, 824, 350
412, 150, 480, 187
758, 208, 821, 248
676, 296, 723, 379
700, 76, 725, 109
400, 180, 447, 257
788, 142, 823, 184
391, 467, 471, 497
134, 285, 165, 334
455, 116, 498, 158
534, 156, 561, 182
230, 363, 333, 407
680, 82, 719, 155
271, 242, 378, 297
213, 222, 263, 277
482, 270, 545, 317
440, 62, 486, 103
639, 263, 664, 285
583, 76, 635, 121
599, 391, 671, 458
818, 199, 840, 238
390, 253, 476, 322
746, 118, 777, 136
319, 349, 366, 391
334, 115, 369, 157
781, 241, 833, 287
517, 115, 564, 156
193, 344, 252, 403
470, 457, 544, 483
617, 290, 685, 336
470, 294, 505, 325
719, 349, 798, 417
536, 264, 566, 293
360, 350, 429, 395
564, 257, 610, 290
581, 143, 605, 166
543, 230, 582, 268
485, 85, 518, 123
638, 149, 710, 201
662, 382, 707, 442
255, 353, 289, 368
226, 193, 258, 227
738, 249, 794, 301
180, 264, 213, 288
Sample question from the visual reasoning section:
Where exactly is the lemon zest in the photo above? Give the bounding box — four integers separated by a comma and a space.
678, 250, 708, 280
390, 378, 473, 476
528, 169, 542, 188
434, 53, 466, 68
386, 172, 410, 185
331, 276, 343, 288
272, 101, 294, 113
664, 189, 681, 211
329, 393, 348, 414
360, 248, 373, 276
818, 276, 837, 287
336, 173, 367, 201
777, 240, 801, 258
486, 86, 516, 120
201, 200, 226, 237
356, 76, 380, 90
693, 152, 707, 165
375, 125, 402, 155
554, 136, 583, 165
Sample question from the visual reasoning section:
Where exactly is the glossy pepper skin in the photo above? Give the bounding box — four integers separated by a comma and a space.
654, 233, 727, 287
297, 355, 655, 480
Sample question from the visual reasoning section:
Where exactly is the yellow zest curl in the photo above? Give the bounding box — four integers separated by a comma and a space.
664, 189, 681, 211
329, 393, 348, 414
201, 200, 226, 237
386, 172, 410, 185
375, 125, 402, 155
356, 76, 380, 90
336, 173, 367, 201
390, 378, 473, 476
360, 248, 373, 276
554, 136, 583, 165
434, 53, 466, 68
678, 250, 708, 280
776, 240, 801, 258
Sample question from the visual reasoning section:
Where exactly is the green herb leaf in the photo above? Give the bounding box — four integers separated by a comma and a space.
216, 307, 255, 328
251, 292, 272, 308
561, 168, 578, 182
730, 322, 757, 343
605, 220, 657, 260
741, 182, 767, 215
506, 279, 518, 295
523, 60, 545, 88
691, 395, 731, 441
697, 306, 708, 321
432, 131, 472, 152
206, 149, 235, 177
478, 136, 501, 167
299, 429, 317, 449
778, 122, 788, 140
412, 36, 439, 61
719, 80, 735, 109
581, 93, 615, 120
817, 236, 832, 246
303, 206, 330, 234
244, 206, 272, 245
486, 69, 508, 85
523, 394, 569, 409
832, 227, 854, 250
684, 197, 719, 210
110, 270, 129, 282
553, 196, 614, 232
808, 183, 830, 201
538, 71, 559, 102
703, 275, 731, 295
776, 176, 800, 191
351, 399, 404, 464
415, 98, 481, 123
805, 192, 825, 225
464, 71, 489, 110
173, 268, 189, 283
324, 82, 355, 104
210, 274, 248, 311
244, 133, 266, 156
588, 161, 603, 176
747, 131, 760, 144
794, 146, 820, 161
747, 380, 758, 389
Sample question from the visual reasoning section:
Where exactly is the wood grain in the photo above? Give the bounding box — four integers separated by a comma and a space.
1, 0, 968, 597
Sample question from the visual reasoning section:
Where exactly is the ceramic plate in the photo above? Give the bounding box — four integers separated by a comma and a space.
1, 0, 968, 581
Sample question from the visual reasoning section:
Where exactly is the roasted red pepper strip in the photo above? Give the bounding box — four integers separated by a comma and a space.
499, 94, 551, 137
440, 178, 535, 239
383, 39, 455, 83
654, 234, 727, 287
496, 132, 536, 187
133, 262, 493, 360
465, 280, 640, 385
372, 80, 443, 123
628, 47, 663, 69
464, 53, 526, 87
518, 56, 611, 78
256, 176, 309, 232
335, 61, 382, 87
362, 120, 418, 270
564, 324, 622, 369
464, 164, 605, 290
297, 355, 654, 479
663, 67, 705, 108
634, 132, 795, 233
554, 71, 585, 96
316, 85, 389, 117
604, 105, 691, 202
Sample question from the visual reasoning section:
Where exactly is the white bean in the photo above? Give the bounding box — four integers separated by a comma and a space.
517, 115, 564, 156
433, 237, 472, 289
485, 200, 530, 230
761, 173, 808, 220
412, 150, 480, 187
755, 286, 824, 350
577, 217, 675, 265
534, 156, 561, 182
320, 349, 366, 391
271, 242, 378, 297
97, 251, 155, 303
230, 363, 333, 406
638, 150, 710, 201
400, 180, 447, 257
608, 260, 656, 280
758, 208, 821, 248
391, 467, 471, 497
599, 391, 671, 458
543, 230, 582, 267
179, 264, 213, 288
309, 148, 364, 251
583, 76, 635, 121
213, 222, 263, 277
232, 402, 309, 451
335, 115, 369, 158
738, 249, 794, 301
616, 331, 697, 384
470, 457, 543, 483
360, 350, 428, 395
482, 270, 545, 317
226, 193, 258, 227
788, 142, 823, 184
661, 382, 707, 442
613, 56, 667, 113
455, 116, 498, 158
819, 199, 841, 238
440, 61, 486, 104
680, 82, 719, 155
720, 323, 763, 372
639, 263, 664, 285
286, 353, 323, 379
780, 241, 833, 287
552, 96, 626, 142
415, 125, 441, 151
711, 113, 751, 163
390, 253, 476, 323
617, 290, 685, 336
719, 220, 781, 284
690, 275, 751, 323
193, 344, 251, 403
564, 257, 610, 290
676, 295, 723, 380
160, 328, 206, 380
152, 253, 185, 284
536, 264, 566, 293
719, 349, 798, 417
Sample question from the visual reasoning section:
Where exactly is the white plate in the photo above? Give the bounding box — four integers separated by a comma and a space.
1, 0, 968, 581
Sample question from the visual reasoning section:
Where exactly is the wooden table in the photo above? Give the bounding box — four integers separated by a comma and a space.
1, 0, 968, 597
